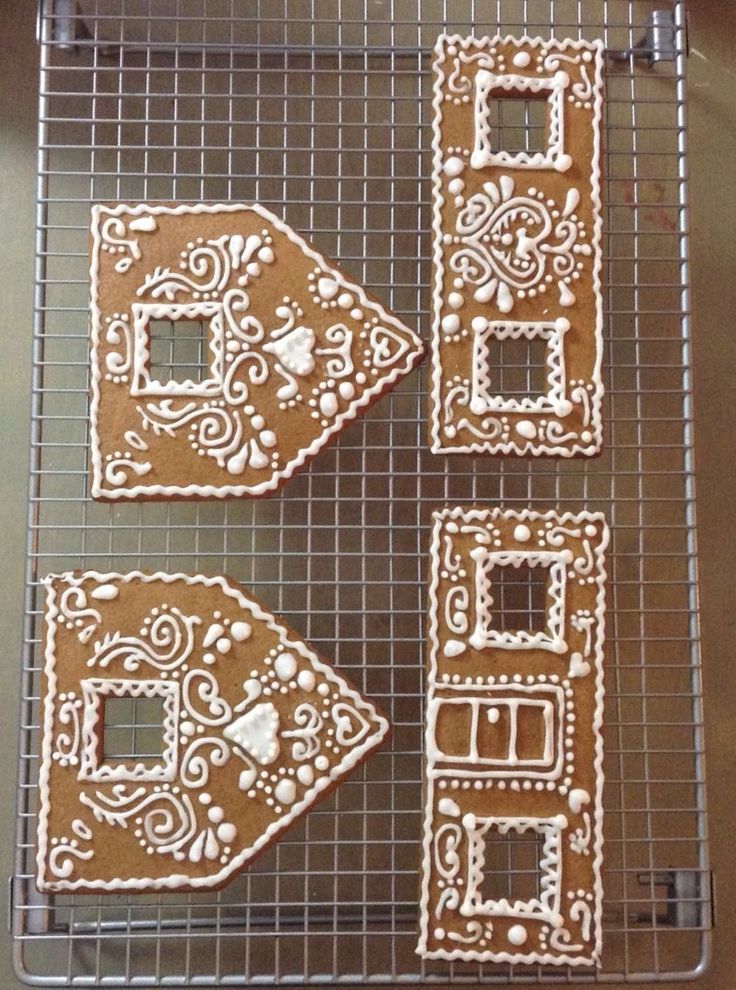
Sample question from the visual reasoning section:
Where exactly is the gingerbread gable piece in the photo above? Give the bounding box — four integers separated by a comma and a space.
90, 203, 423, 499
37, 571, 389, 892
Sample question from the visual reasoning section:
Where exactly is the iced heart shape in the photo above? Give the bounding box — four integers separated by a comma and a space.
568, 651, 591, 679
332, 702, 370, 746
224, 701, 280, 765
369, 326, 410, 368
264, 326, 316, 376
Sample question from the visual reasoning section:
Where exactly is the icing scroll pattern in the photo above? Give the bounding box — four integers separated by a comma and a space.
418, 507, 608, 966
37, 571, 389, 892
430, 34, 604, 457
90, 203, 423, 499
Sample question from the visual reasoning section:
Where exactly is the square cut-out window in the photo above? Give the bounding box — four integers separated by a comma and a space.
148, 318, 211, 385
471, 70, 570, 172
477, 827, 544, 905
131, 301, 224, 397
469, 549, 568, 653
102, 695, 167, 762
492, 561, 549, 634
470, 319, 569, 417
461, 816, 564, 922
79, 678, 179, 782
479, 95, 548, 155
482, 334, 548, 400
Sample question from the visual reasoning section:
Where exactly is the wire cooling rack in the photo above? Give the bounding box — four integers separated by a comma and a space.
12, 0, 710, 984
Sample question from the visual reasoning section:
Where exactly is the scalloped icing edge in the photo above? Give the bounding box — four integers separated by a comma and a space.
429, 34, 605, 457
417, 507, 608, 966
36, 569, 391, 891
89, 202, 424, 499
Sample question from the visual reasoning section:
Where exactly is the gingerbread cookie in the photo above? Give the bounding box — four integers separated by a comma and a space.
429, 36, 604, 456
418, 508, 608, 965
89, 203, 423, 499
36, 571, 389, 892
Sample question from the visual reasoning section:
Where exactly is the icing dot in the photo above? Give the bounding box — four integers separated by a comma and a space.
508, 923, 528, 946
297, 669, 316, 692
275, 779, 297, 805
512, 51, 531, 68
319, 392, 338, 418
274, 651, 298, 681
217, 822, 237, 843
515, 419, 537, 439
448, 292, 464, 310
315, 755, 329, 771
230, 621, 251, 642
513, 524, 531, 542
441, 314, 460, 334
443, 156, 465, 178
297, 764, 314, 786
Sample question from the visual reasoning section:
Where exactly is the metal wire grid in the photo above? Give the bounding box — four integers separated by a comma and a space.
11, 0, 710, 984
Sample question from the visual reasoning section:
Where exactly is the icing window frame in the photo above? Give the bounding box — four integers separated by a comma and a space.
470, 317, 571, 417
460, 813, 567, 924
78, 678, 180, 783
469, 548, 568, 654
131, 301, 226, 397
429, 683, 566, 780
470, 69, 573, 173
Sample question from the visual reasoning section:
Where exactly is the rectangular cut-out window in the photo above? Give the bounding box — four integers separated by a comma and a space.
469, 548, 567, 654
102, 695, 167, 761
471, 70, 569, 171
480, 333, 548, 400
492, 560, 548, 633
477, 95, 547, 155
148, 318, 211, 386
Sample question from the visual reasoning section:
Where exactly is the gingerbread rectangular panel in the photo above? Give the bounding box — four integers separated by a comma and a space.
418, 508, 608, 965
90, 203, 423, 499
430, 36, 604, 456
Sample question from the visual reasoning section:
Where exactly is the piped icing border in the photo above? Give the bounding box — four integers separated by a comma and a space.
89, 202, 424, 499
36, 570, 390, 892
429, 35, 605, 456
417, 507, 608, 965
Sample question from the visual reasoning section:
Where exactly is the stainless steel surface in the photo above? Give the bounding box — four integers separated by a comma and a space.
11, 1, 710, 984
